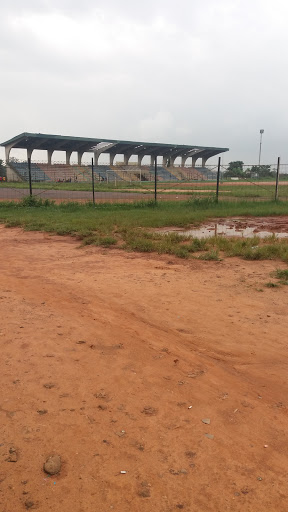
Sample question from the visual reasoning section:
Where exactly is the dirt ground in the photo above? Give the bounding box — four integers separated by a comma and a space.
1, 226, 288, 512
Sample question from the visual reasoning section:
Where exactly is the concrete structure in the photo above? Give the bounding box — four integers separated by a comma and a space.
1, 132, 229, 167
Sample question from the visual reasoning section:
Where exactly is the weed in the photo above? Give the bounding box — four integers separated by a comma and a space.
98, 236, 117, 247
274, 269, 288, 284
19, 196, 54, 207
265, 282, 279, 288
198, 250, 221, 261
128, 238, 155, 253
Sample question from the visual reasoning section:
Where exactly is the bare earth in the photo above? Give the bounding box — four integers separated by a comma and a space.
1, 226, 288, 512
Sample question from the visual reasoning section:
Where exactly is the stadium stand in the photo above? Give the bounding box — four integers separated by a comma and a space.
6, 161, 215, 183
94, 165, 123, 182
10, 161, 49, 182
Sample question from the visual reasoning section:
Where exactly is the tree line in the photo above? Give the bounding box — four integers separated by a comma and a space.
223, 161, 275, 179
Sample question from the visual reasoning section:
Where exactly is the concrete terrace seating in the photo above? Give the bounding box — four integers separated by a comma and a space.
95, 166, 123, 182
173, 167, 211, 180
154, 166, 179, 181
195, 167, 217, 180
10, 162, 49, 182
37, 164, 87, 182
164, 167, 186, 180
112, 166, 140, 181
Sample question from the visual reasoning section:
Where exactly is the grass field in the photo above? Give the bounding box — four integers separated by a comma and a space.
2, 179, 288, 199
1, 197, 288, 263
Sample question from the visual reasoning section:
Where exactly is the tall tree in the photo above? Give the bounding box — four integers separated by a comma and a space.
223, 161, 244, 178
0, 159, 6, 177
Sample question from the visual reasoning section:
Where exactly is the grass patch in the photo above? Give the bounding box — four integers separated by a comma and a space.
198, 250, 221, 261
273, 268, 288, 284
0, 197, 288, 261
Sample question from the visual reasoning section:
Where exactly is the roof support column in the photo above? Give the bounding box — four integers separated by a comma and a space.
170, 156, 177, 167
93, 143, 116, 166
110, 152, 116, 166
66, 150, 72, 165
202, 157, 208, 167
150, 155, 155, 166
138, 154, 143, 167
27, 148, 34, 161
5, 143, 15, 163
78, 152, 83, 166
123, 153, 130, 166
47, 150, 54, 165
93, 152, 98, 166
192, 155, 199, 168
162, 154, 171, 167
181, 155, 188, 167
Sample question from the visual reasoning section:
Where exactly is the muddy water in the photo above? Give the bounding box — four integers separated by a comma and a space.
161, 217, 288, 239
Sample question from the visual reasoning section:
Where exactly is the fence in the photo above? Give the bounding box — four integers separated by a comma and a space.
1, 157, 288, 204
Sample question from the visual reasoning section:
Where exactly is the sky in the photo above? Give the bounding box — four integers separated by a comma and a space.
0, 0, 287, 165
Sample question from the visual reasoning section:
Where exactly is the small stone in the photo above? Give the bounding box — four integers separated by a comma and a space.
43, 455, 61, 475
37, 409, 48, 415
257, 477, 263, 481
202, 418, 211, 425
204, 433, 214, 440
43, 383, 55, 389
7, 447, 18, 462
185, 451, 196, 459
76, 340, 86, 344
95, 392, 107, 399
138, 484, 151, 498
115, 431, 126, 437
24, 500, 35, 509
179, 469, 188, 474
142, 406, 158, 416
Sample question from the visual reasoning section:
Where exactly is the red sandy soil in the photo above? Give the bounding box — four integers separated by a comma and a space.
1, 226, 288, 512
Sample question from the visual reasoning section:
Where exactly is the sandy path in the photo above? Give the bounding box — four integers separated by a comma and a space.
0, 226, 288, 511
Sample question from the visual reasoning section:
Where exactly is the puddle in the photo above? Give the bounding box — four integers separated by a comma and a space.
160, 217, 288, 239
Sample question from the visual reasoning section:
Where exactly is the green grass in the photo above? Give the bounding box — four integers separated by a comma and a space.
273, 269, 288, 284
1, 197, 288, 262
2, 179, 288, 199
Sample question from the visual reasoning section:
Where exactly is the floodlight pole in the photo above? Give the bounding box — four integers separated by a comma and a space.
154, 155, 157, 203
258, 129, 264, 166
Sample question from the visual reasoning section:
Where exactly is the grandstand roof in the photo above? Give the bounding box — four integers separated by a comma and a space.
1, 132, 229, 159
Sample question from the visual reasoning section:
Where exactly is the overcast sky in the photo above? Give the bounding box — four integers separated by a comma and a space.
0, 0, 287, 165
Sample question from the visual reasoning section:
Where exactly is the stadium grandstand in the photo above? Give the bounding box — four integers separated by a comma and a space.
1, 133, 229, 183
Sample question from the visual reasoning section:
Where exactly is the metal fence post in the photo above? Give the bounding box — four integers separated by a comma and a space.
154, 156, 157, 203
275, 157, 280, 201
28, 157, 32, 197
216, 157, 221, 203
91, 157, 95, 205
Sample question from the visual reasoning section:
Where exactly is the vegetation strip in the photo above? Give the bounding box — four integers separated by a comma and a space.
0, 197, 288, 261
